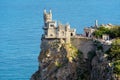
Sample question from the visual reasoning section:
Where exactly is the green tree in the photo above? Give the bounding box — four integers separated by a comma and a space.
107, 39, 120, 75
93, 26, 110, 38
109, 39, 120, 60
93, 26, 120, 39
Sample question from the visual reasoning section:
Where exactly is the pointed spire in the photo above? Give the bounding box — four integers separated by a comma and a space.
66, 22, 70, 26
49, 9, 52, 14
44, 8, 46, 14
95, 20, 98, 28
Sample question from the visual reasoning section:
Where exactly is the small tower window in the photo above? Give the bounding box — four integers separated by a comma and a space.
86, 32, 89, 37
50, 24, 54, 27
71, 33, 73, 36
50, 34, 53, 36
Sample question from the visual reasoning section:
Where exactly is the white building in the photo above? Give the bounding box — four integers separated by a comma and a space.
84, 20, 98, 38
42, 9, 76, 43
102, 34, 110, 41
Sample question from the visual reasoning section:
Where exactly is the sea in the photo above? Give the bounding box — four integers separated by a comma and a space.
0, 0, 120, 80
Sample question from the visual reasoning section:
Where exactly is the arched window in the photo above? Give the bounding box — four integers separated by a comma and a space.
71, 33, 73, 36
50, 34, 53, 36
86, 32, 89, 37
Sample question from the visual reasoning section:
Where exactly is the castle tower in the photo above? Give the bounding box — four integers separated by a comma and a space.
43, 9, 52, 26
42, 9, 76, 43
65, 23, 70, 31
95, 20, 98, 28
43, 9, 57, 39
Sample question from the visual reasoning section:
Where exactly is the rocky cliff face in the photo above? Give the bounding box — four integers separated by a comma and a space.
31, 38, 114, 80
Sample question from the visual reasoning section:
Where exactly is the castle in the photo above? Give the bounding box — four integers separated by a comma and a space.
42, 9, 111, 44
42, 9, 76, 43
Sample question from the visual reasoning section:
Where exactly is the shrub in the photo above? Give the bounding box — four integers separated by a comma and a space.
106, 39, 120, 75
54, 61, 62, 68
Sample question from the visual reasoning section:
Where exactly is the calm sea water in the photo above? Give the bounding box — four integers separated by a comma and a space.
0, 0, 120, 80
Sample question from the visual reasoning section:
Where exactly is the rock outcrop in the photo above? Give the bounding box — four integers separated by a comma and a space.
31, 39, 84, 80
31, 38, 115, 80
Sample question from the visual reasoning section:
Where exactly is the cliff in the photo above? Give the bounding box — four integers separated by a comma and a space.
31, 38, 118, 80
30, 10, 120, 80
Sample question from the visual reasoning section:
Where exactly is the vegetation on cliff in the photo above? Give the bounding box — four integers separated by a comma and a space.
31, 30, 120, 80
93, 25, 120, 78
93, 26, 120, 38
76, 51, 91, 80
106, 38, 120, 77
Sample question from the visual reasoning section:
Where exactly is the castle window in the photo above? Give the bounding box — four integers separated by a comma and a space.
62, 31, 64, 36
50, 24, 54, 27
50, 34, 53, 36
86, 32, 89, 37
71, 33, 73, 36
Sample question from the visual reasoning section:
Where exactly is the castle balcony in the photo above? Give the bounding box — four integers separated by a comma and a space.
57, 36, 66, 39
44, 35, 57, 39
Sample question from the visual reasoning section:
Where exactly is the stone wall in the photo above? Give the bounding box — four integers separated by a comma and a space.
71, 38, 96, 59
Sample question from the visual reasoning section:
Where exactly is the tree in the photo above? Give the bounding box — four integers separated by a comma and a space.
93, 26, 110, 38
93, 26, 120, 39
110, 38, 120, 60
107, 39, 120, 75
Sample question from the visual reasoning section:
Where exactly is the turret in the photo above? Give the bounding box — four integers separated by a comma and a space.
43, 9, 52, 25
65, 23, 70, 31
49, 9, 52, 14
43, 9, 46, 14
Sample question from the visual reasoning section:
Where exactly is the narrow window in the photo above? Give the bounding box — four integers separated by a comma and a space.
86, 32, 89, 37
50, 34, 53, 36
50, 24, 54, 27
62, 31, 64, 36
71, 33, 73, 36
